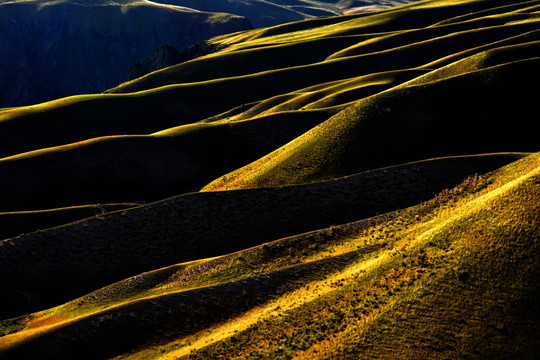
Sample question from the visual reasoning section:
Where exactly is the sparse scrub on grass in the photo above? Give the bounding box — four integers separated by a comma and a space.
29, 153, 532, 360
166, 154, 539, 359
433, 173, 487, 206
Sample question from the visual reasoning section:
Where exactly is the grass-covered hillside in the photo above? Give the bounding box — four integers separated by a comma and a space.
0, 0, 538, 358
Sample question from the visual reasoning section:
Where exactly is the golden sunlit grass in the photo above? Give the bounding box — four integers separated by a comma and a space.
109, 153, 538, 359
202, 52, 540, 191
0, 150, 519, 327
2, 153, 537, 358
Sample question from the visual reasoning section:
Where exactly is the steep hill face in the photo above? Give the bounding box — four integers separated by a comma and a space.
128, 44, 183, 80
0, 0, 251, 107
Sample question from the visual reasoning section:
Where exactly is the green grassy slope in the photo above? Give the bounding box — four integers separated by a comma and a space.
0, 67, 430, 211
0, 106, 342, 211
203, 50, 540, 190
0, 152, 537, 360
110, 6, 540, 94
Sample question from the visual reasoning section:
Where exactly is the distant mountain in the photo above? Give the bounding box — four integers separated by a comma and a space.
127, 0, 345, 79
0, 0, 251, 107
150, 0, 342, 28
0, 0, 417, 107
150, 0, 417, 26
337, 0, 415, 14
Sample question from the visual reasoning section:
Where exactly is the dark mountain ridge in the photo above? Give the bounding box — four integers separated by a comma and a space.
0, 0, 251, 107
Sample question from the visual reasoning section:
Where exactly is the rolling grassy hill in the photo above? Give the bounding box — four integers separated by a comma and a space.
0, 0, 538, 358
0, 152, 538, 359
0, 153, 526, 316
203, 53, 540, 190
0, 0, 538, 211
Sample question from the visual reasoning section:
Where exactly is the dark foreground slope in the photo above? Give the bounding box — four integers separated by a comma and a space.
0, 203, 141, 241
0, 152, 537, 360
0, 153, 522, 317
